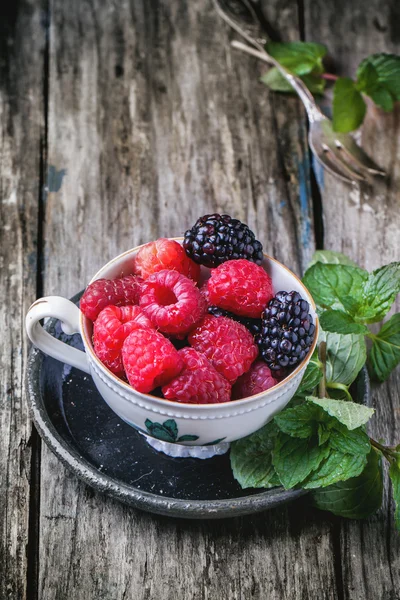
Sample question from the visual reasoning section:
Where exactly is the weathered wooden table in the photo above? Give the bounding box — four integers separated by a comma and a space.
2, 1, 400, 598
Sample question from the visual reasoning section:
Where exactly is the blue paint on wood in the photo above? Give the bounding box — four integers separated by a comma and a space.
48, 166, 67, 192
297, 157, 313, 249
312, 156, 325, 191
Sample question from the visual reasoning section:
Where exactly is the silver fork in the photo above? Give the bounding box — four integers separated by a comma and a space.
214, 0, 386, 185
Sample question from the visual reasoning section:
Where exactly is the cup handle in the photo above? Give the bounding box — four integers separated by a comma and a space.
26, 296, 90, 374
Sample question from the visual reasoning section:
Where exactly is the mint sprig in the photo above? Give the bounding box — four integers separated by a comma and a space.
303, 252, 400, 382
230, 249, 400, 530
260, 42, 400, 133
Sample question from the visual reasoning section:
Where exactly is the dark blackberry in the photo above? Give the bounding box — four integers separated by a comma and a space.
183, 214, 263, 268
207, 305, 262, 336
256, 291, 315, 372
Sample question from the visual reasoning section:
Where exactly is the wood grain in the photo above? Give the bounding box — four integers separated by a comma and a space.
36, 1, 344, 599
304, 2, 400, 598
0, 1, 45, 598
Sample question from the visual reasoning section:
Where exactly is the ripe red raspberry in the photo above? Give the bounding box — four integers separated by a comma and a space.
188, 315, 258, 383
140, 270, 206, 337
207, 259, 273, 318
93, 306, 154, 374
162, 348, 231, 404
134, 238, 201, 283
122, 328, 183, 393
80, 275, 142, 322
232, 360, 278, 400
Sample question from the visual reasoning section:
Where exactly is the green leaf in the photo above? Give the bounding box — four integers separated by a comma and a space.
356, 61, 379, 92
307, 250, 358, 269
318, 423, 331, 446
274, 403, 321, 439
260, 68, 326, 95
303, 449, 368, 488
358, 263, 400, 323
298, 350, 322, 393
302, 263, 368, 312
230, 422, 280, 489
370, 87, 394, 112
311, 449, 383, 517
369, 313, 400, 382
260, 68, 294, 92
323, 331, 367, 387
389, 460, 400, 531
308, 396, 374, 430
356, 53, 400, 111
265, 41, 327, 76
329, 424, 371, 456
301, 74, 327, 95
333, 77, 367, 133
177, 434, 199, 442
320, 310, 369, 334
272, 433, 330, 489
163, 419, 178, 441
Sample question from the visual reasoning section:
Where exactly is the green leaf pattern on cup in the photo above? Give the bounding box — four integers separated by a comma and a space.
145, 418, 200, 443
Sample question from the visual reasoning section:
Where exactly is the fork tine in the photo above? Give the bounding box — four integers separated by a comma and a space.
334, 135, 386, 176
323, 144, 368, 182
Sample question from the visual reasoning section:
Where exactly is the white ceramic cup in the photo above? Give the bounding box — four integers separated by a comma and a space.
26, 239, 318, 456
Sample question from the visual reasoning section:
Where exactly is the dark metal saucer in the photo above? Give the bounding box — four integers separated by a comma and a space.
26, 293, 370, 519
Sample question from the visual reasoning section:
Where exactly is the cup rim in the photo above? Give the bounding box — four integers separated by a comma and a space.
80, 239, 319, 410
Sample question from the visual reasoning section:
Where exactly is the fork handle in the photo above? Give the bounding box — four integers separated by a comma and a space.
231, 41, 324, 123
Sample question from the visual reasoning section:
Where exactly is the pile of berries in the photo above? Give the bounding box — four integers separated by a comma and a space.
80, 216, 315, 404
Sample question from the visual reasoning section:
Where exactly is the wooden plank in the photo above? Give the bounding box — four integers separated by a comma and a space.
0, 1, 45, 598
38, 0, 343, 598
304, 2, 400, 598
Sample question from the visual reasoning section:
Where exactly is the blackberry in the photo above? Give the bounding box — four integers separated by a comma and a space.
256, 291, 315, 371
183, 214, 263, 268
207, 305, 262, 336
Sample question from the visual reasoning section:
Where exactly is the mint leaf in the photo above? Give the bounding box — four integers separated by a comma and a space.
274, 403, 321, 439
265, 41, 327, 76
298, 350, 322, 393
356, 61, 379, 92
308, 396, 374, 430
303, 450, 368, 488
318, 423, 331, 446
302, 263, 368, 312
329, 424, 371, 456
356, 53, 400, 111
301, 74, 327, 95
230, 422, 280, 489
369, 314, 400, 382
323, 331, 367, 386
272, 433, 329, 489
389, 459, 400, 530
311, 449, 382, 517
320, 310, 369, 334
260, 68, 325, 94
333, 77, 367, 133
307, 250, 358, 269
260, 68, 294, 92
358, 262, 400, 323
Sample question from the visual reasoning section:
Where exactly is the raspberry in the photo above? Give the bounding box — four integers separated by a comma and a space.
207, 259, 274, 319
80, 275, 142, 322
134, 238, 200, 283
140, 270, 206, 336
188, 315, 258, 383
162, 348, 231, 404
122, 328, 183, 393
232, 360, 278, 400
93, 305, 154, 374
